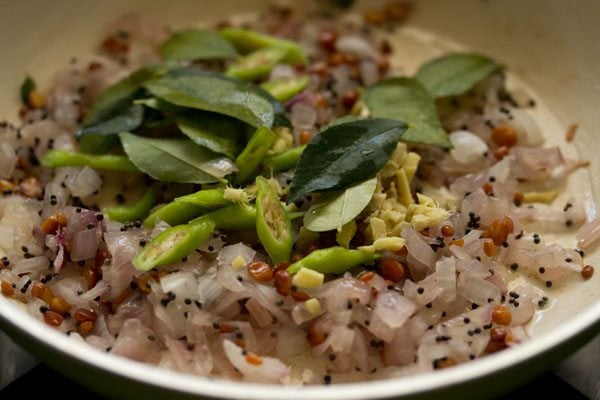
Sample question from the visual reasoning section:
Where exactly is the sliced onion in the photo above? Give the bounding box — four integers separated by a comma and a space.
449, 130, 489, 164
0, 142, 17, 179
200, 157, 238, 179
110, 318, 161, 363
402, 227, 437, 275
65, 166, 102, 198
70, 229, 99, 261
160, 271, 199, 301
435, 258, 457, 302
12, 256, 49, 275
222, 339, 290, 383
217, 243, 256, 266
577, 218, 600, 249
457, 273, 500, 305
374, 290, 416, 329
335, 35, 380, 60
290, 103, 317, 130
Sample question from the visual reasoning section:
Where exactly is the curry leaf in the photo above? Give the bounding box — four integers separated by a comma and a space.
160, 29, 238, 61
415, 53, 502, 98
288, 118, 406, 203
144, 69, 290, 129
175, 112, 243, 159
20, 76, 36, 104
78, 66, 166, 153
119, 132, 224, 184
363, 77, 451, 148
304, 177, 377, 232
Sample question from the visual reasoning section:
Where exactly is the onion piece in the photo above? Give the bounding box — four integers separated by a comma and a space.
70, 229, 99, 261
449, 130, 489, 164
335, 35, 380, 60
577, 218, 600, 249
222, 339, 290, 383
12, 256, 49, 275
65, 166, 102, 198
200, 158, 238, 179
0, 142, 17, 179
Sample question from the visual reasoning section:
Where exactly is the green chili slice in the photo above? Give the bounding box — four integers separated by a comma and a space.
260, 75, 309, 102
287, 247, 380, 274
174, 188, 231, 208
191, 203, 256, 230
262, 145, 306, 173
41, 150, 140, 173
226, 47, 288, 80
220, 28, 307, 65
133, 217, 215, 271
255, 176, 292, 263
234, 127, 276, 184
105, 187, 158, 223
144, 201, 204, 228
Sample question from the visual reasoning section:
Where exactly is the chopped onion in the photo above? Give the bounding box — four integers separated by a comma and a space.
200, 158, 238, 179
360, 60, 379, 86
402, 227, 436, 275
577, 218, 600, 249
65, 166, 102, 198
290, 103, 317, 130
0, 142, 17, 179
12, 256, 49, 275
457, 273, 500, 305
160, 271, 199, 301
373, 290, 416, 330
70, 229, 99, 261
449, 130, 489, 164
222, 339, 290, 383
217, 243, 256, 266
335, 35, 380, 60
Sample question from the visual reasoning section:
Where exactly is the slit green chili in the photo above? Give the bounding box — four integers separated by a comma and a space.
234, 127, 276, 184
262, 145, 306, 173
255, 176, 292, 263
220, 28, 308, 65
143, 201, 205, 228
174, 188, 231, 208
136, 203, 257, 271
133, 217, 215, 271
191, 203, 257, 230
260, 75, 309, 102
287, 247, 380, 275
226, 47, 288, 80
41, 149, 140, 173
105, 187, 158, 223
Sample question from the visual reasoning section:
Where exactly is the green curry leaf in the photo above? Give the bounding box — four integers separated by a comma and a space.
415, 53, 502, 98
160, 29, 238, 61
363, 77, 451, 148
288, 118, 406, 203
119, 132, 225, 184
303, 177, 377, 232
144, 69, 290, 129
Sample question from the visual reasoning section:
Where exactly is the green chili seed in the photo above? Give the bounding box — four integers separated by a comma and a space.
226, 47, 288, 80
287, 247, 380, 275
41, 150, 140, 173
220, 28, 307, 65
133, 217, 215, 271
255, 177, 292, 263
144, 201, 204, 228
105, 187, 158, 223
174, 188, 231, 208
262, 145, 306, 173
260, 75, 309, 102
234, 126, 276, 184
